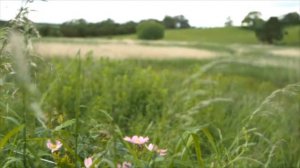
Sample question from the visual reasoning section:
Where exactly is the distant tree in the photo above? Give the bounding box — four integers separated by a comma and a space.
174, 15, 190, 28
255, 17, 284, 44
280, 12, 300, 26
137, 20, 164, 40
98, 19, 117, 36
38, 24, 61, 37
162, 16, 176, 29
242, 11, 264, 30
116, 21, 137, 34
60, 21, 78, 37
224, 16, 233, 27
76, 19, 88, 37
60, 19, 88, 37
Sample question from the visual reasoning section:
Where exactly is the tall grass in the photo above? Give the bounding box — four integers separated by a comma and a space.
1, 41, 300, 167
2, 53, 296, 167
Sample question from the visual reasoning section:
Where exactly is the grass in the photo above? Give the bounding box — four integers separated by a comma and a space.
1, 39, 300, 167
281, 25, 300, 46
164, 27, 257, 44
114, 26, 300, 46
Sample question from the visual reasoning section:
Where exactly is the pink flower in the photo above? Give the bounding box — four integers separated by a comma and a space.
146, 143, 167, 156
117, 161, 132, 168
157, 149, 167, 156
84, 157, 93, 168
123, 135, 149, 145
46, 139, 62, 153
145, 143, 158, 151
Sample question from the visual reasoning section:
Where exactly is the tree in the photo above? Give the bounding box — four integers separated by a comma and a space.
76, 19, 88, 37
280, 12, 300, 26
224, 16, 233, 27
255, 17, 284, 44
242, 11, 264, 30
60, 21, 79, 37
60, 19, 88, 37
98, 19, 117, 36
116, 21, 137, 34
174, 15, 190, 28
162, 16, 176, 29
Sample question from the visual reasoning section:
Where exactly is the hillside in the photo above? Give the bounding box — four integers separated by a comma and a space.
116, 26, 300, 45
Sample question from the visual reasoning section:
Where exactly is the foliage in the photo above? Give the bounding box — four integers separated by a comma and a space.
241, 11, 299, 44
255, 17, 284, 44
280, 12, 300, 26
241, 11, 265, 30
162, 16, 177, 29
37, 23, 61, 37
162, 15, 191, 29
137, 20, 165, 40
57, 18, 138, 37
33, 19, 137, 37
174, 15, 191, 28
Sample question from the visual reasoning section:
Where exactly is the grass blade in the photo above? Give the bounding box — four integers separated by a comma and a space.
191, 133, 204, 168
0, 124, 24, 149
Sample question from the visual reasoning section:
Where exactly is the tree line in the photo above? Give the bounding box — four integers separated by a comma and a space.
0, 11, 298, 43
33, 15, 190, 37
0, 15, 190, 37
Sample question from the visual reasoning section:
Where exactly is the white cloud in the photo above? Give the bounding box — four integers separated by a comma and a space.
0, 0, 299, 27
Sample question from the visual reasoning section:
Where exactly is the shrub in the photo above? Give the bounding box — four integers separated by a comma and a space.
255, 17, 284, 44
137, 20, 164, 40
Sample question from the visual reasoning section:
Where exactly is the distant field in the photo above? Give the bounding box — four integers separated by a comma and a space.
164, 27, 257, 44
33, 25, 299, 59
281, 25, 300, 45
115, 26, 300, 45
34, 26, 299, 47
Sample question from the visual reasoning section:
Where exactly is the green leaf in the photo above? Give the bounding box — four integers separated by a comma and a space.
202, 128, 218, 153
1, 116, 21, 125
54, 119, 76, 131
0, 124, 24, 149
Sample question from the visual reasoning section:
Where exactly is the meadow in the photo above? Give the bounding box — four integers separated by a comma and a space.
115, 25, 300, 46
1, 12, 300, 168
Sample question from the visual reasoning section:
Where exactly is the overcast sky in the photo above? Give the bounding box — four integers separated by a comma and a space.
0, 0, 299, 27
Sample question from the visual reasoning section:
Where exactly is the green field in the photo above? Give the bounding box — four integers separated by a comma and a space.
116, 26, 300, 46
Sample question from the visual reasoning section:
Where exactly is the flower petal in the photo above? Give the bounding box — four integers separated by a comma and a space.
84, 157, 93, 168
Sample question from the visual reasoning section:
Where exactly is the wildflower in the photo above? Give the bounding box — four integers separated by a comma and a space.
117, 161, 132, 168
146, 143, 167, 156
123, 135, 149, 145
157, 149, 167, 156
84, 157, 93, 168
145, 143, 158, 151
46, 139, 62, 153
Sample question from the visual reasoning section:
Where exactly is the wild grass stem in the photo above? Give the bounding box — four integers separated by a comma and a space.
74, 51, 82, 167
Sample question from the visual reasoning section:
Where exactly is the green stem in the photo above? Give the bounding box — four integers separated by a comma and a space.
22, 90, 27, 167
75, 53, 81, 167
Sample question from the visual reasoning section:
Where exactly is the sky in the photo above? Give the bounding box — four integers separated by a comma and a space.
0, 0, 299, 27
